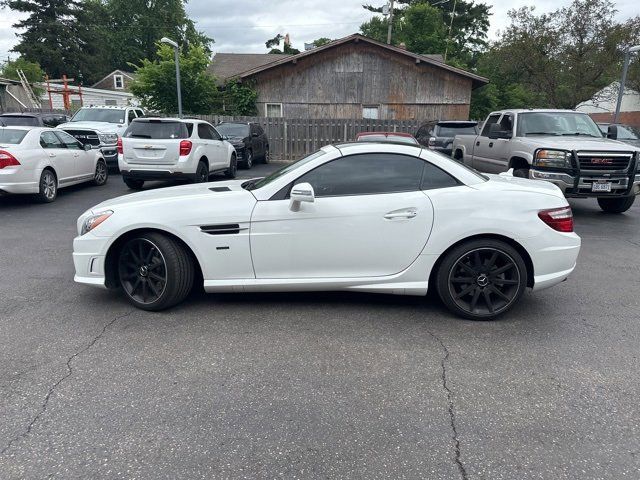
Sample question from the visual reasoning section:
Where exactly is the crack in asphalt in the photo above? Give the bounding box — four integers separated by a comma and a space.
427, 330, 468, 480
0, 310, 133, 457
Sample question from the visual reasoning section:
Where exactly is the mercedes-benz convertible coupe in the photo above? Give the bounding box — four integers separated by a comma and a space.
73, 142, 581, 320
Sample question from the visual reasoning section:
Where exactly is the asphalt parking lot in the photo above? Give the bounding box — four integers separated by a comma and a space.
1, 165, 639, 479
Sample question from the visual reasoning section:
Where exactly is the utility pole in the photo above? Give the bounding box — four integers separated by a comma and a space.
444, 0, 457, 62
160, 37, 183, 118
386, 0, 395, 45
613, 45, 640, 124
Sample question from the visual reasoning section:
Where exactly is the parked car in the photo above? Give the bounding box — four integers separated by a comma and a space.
416, 120, 479, 156
355, 131, 419, 144
73, 141, 580, 321
57, 105, 145, 169
452, 109, 640, 213
597, 123, 640, 148
0, 112, 70, 128
215, 122, 269, 169
0, 126, 107, 202
118, 117, 237, 190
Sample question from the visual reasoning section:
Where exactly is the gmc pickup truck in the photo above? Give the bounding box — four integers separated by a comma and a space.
452, 109, 640, 213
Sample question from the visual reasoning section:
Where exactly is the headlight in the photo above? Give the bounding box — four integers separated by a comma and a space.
98, 133, 118, 144
533, 149, 571, 169
81, 211, 113, 235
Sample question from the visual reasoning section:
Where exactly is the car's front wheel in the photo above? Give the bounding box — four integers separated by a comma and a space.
225, 153, 237, 178
93, 160, 108, 186
436, 239, 527, 320
263, 147, 270, 164
597, 196, 635, 214
117, 232, 194, 311
242, 150, 253, 169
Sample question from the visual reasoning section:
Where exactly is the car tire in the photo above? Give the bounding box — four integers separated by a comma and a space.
513, 168, 529, 179
194, 161, 209, 183
263, 147, 270, 164
597, 196, 635, 214
92, 160, 109, 186
242, 150, 253, 169
36, 169, 57, 203
436, 239, 527, 321
225, 153, 237, 179
117, 232, 194, 311
124, 178, 144, 190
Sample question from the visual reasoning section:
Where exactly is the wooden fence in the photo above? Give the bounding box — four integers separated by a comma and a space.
195, 115, 423, 162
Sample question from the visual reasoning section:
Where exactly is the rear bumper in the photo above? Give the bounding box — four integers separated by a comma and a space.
0, 168, 39, 194
519, 231, 581, 291
121, 170, 194, 181
530, 169, 640, 198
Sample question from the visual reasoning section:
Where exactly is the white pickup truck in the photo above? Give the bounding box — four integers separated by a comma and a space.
452, 109, 640, 213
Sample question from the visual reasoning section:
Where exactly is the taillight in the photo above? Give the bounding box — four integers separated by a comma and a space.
0, 150, 20, 169
179, 140, 192, 156
117, 137, 123, 154
428, 137, 436, 148
538, 206, 573, 232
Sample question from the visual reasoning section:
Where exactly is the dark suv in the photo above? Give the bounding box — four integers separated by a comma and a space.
215, 122, 269, 169
416, 120, 479, 156
0, 112, 70, 128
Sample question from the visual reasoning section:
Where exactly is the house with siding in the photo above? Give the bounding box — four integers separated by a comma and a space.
91, 70, 136, 92
208, 34, 487, 121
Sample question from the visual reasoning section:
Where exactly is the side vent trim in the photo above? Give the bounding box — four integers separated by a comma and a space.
209, 186, 231, 192
200, 224, 246, 235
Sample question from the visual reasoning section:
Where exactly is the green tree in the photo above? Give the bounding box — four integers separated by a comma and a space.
265, 34, 300, 54
129, 43, 219, 114
312, 37, 333, 47
219, 80, 258, 116
402, 3, 447, 54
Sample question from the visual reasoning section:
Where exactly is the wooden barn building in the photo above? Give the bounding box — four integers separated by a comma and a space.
209, 34, 487, 120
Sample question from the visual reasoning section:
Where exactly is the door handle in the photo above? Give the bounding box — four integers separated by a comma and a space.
489, 142, 494, 148
476, 141, 480, 146
384, 209, 417, 220
73, 153, 80, 157
48, 153, 56, 157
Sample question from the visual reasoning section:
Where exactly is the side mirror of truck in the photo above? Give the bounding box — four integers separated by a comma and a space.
488, 123, 512, 140
607, 124, 618, 140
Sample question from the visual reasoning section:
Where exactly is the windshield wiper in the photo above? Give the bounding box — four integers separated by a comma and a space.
560, 132, 598, 137
526, 132, 559, 136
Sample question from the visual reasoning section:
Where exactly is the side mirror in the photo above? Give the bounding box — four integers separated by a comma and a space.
221, 135, 229, 140
289, 182, 315, 210
607, 124, 618, 140
84, 143, 92, 151
488, 123, 511, 139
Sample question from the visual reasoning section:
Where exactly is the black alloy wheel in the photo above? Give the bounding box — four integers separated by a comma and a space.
117, 233, 194, 311
195, 161, 209, 183
243, 150, 253, 169
93, 160, 108, 186
225, 154, 237, 178
437, 240, 527, 320
263, 147, 270, 164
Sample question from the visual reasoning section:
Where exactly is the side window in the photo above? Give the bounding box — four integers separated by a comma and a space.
135, 109, 144, 118
421, 162, 460, 190
499, 114, 513, 132
127, 110, 136, 124
40, 131, 64, 149
208, 125, 221, 141
480, 114, 501, 137
294, 154, 425, 197
55, 131, 82, 150
198, 123, 213, 140
185, 122, 194, 137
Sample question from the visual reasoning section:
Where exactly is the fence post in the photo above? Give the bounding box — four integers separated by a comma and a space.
343, 123, 347, 142
283, 120, 288, 161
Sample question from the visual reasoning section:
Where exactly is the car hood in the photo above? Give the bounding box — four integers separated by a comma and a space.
478, 173, 565, 199
58, 121, 125, 134
522, 136, 640, 152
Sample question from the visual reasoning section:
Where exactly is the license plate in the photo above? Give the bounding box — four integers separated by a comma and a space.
592, 181, 612, 192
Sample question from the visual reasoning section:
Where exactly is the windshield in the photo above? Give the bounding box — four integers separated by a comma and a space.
245, 150, 328, 190
517, 112, 602, 137
437, 125, 477, 137
0, 116, 38, 126
216, 123, 249, 137
71, 108, 126, 124
357, 134, 418, 144
124, 120, 188, 139
0, 129, 28, 144
617, 125, 640, 140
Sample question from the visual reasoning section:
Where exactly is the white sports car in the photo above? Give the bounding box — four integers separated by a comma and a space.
73, 142, 581, 320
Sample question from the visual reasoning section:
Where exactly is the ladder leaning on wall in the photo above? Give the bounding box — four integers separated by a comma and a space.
17, 69, 42, 109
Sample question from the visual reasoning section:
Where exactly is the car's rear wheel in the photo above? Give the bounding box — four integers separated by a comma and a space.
124, 178, 144, 190
93, 160, 108, 186
36, 169, 57, 203
436, 239, 527, 320
242, 150, 253, 169
597, 196, 635, 214
263, 147, 270, 164
195, 161, 209, 183
225, 153, 237, 178
117, 233, 194, 311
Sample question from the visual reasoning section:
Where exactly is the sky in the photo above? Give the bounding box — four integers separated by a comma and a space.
0, 0, 638, 64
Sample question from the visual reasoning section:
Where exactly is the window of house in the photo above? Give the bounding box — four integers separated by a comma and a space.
265, 103, 283, 118
114, 75, 124, 90
363, 105, 379, 119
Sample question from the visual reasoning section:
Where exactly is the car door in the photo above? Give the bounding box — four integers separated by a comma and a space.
39, 130, 75, 182
486, 114, 514, 173
472, 113, 501, 172
55, 130, 93, 179
249, 124, 262, 157
207, 124, 227, 169
250, 153, 435, 279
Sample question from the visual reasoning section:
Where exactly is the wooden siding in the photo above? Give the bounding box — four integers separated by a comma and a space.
249, 42, 473, 121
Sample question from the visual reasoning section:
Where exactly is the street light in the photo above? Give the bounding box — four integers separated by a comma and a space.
613, 44, 640, 124
160, 37, 183, 118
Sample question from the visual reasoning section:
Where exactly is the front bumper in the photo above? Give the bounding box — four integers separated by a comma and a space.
531, 170, 640, 198
101, 146, 118, 168
73, 233, 110, 288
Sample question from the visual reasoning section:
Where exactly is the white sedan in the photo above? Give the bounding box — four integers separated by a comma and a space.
73, 142, 580, 320
0, 126, 108, 202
